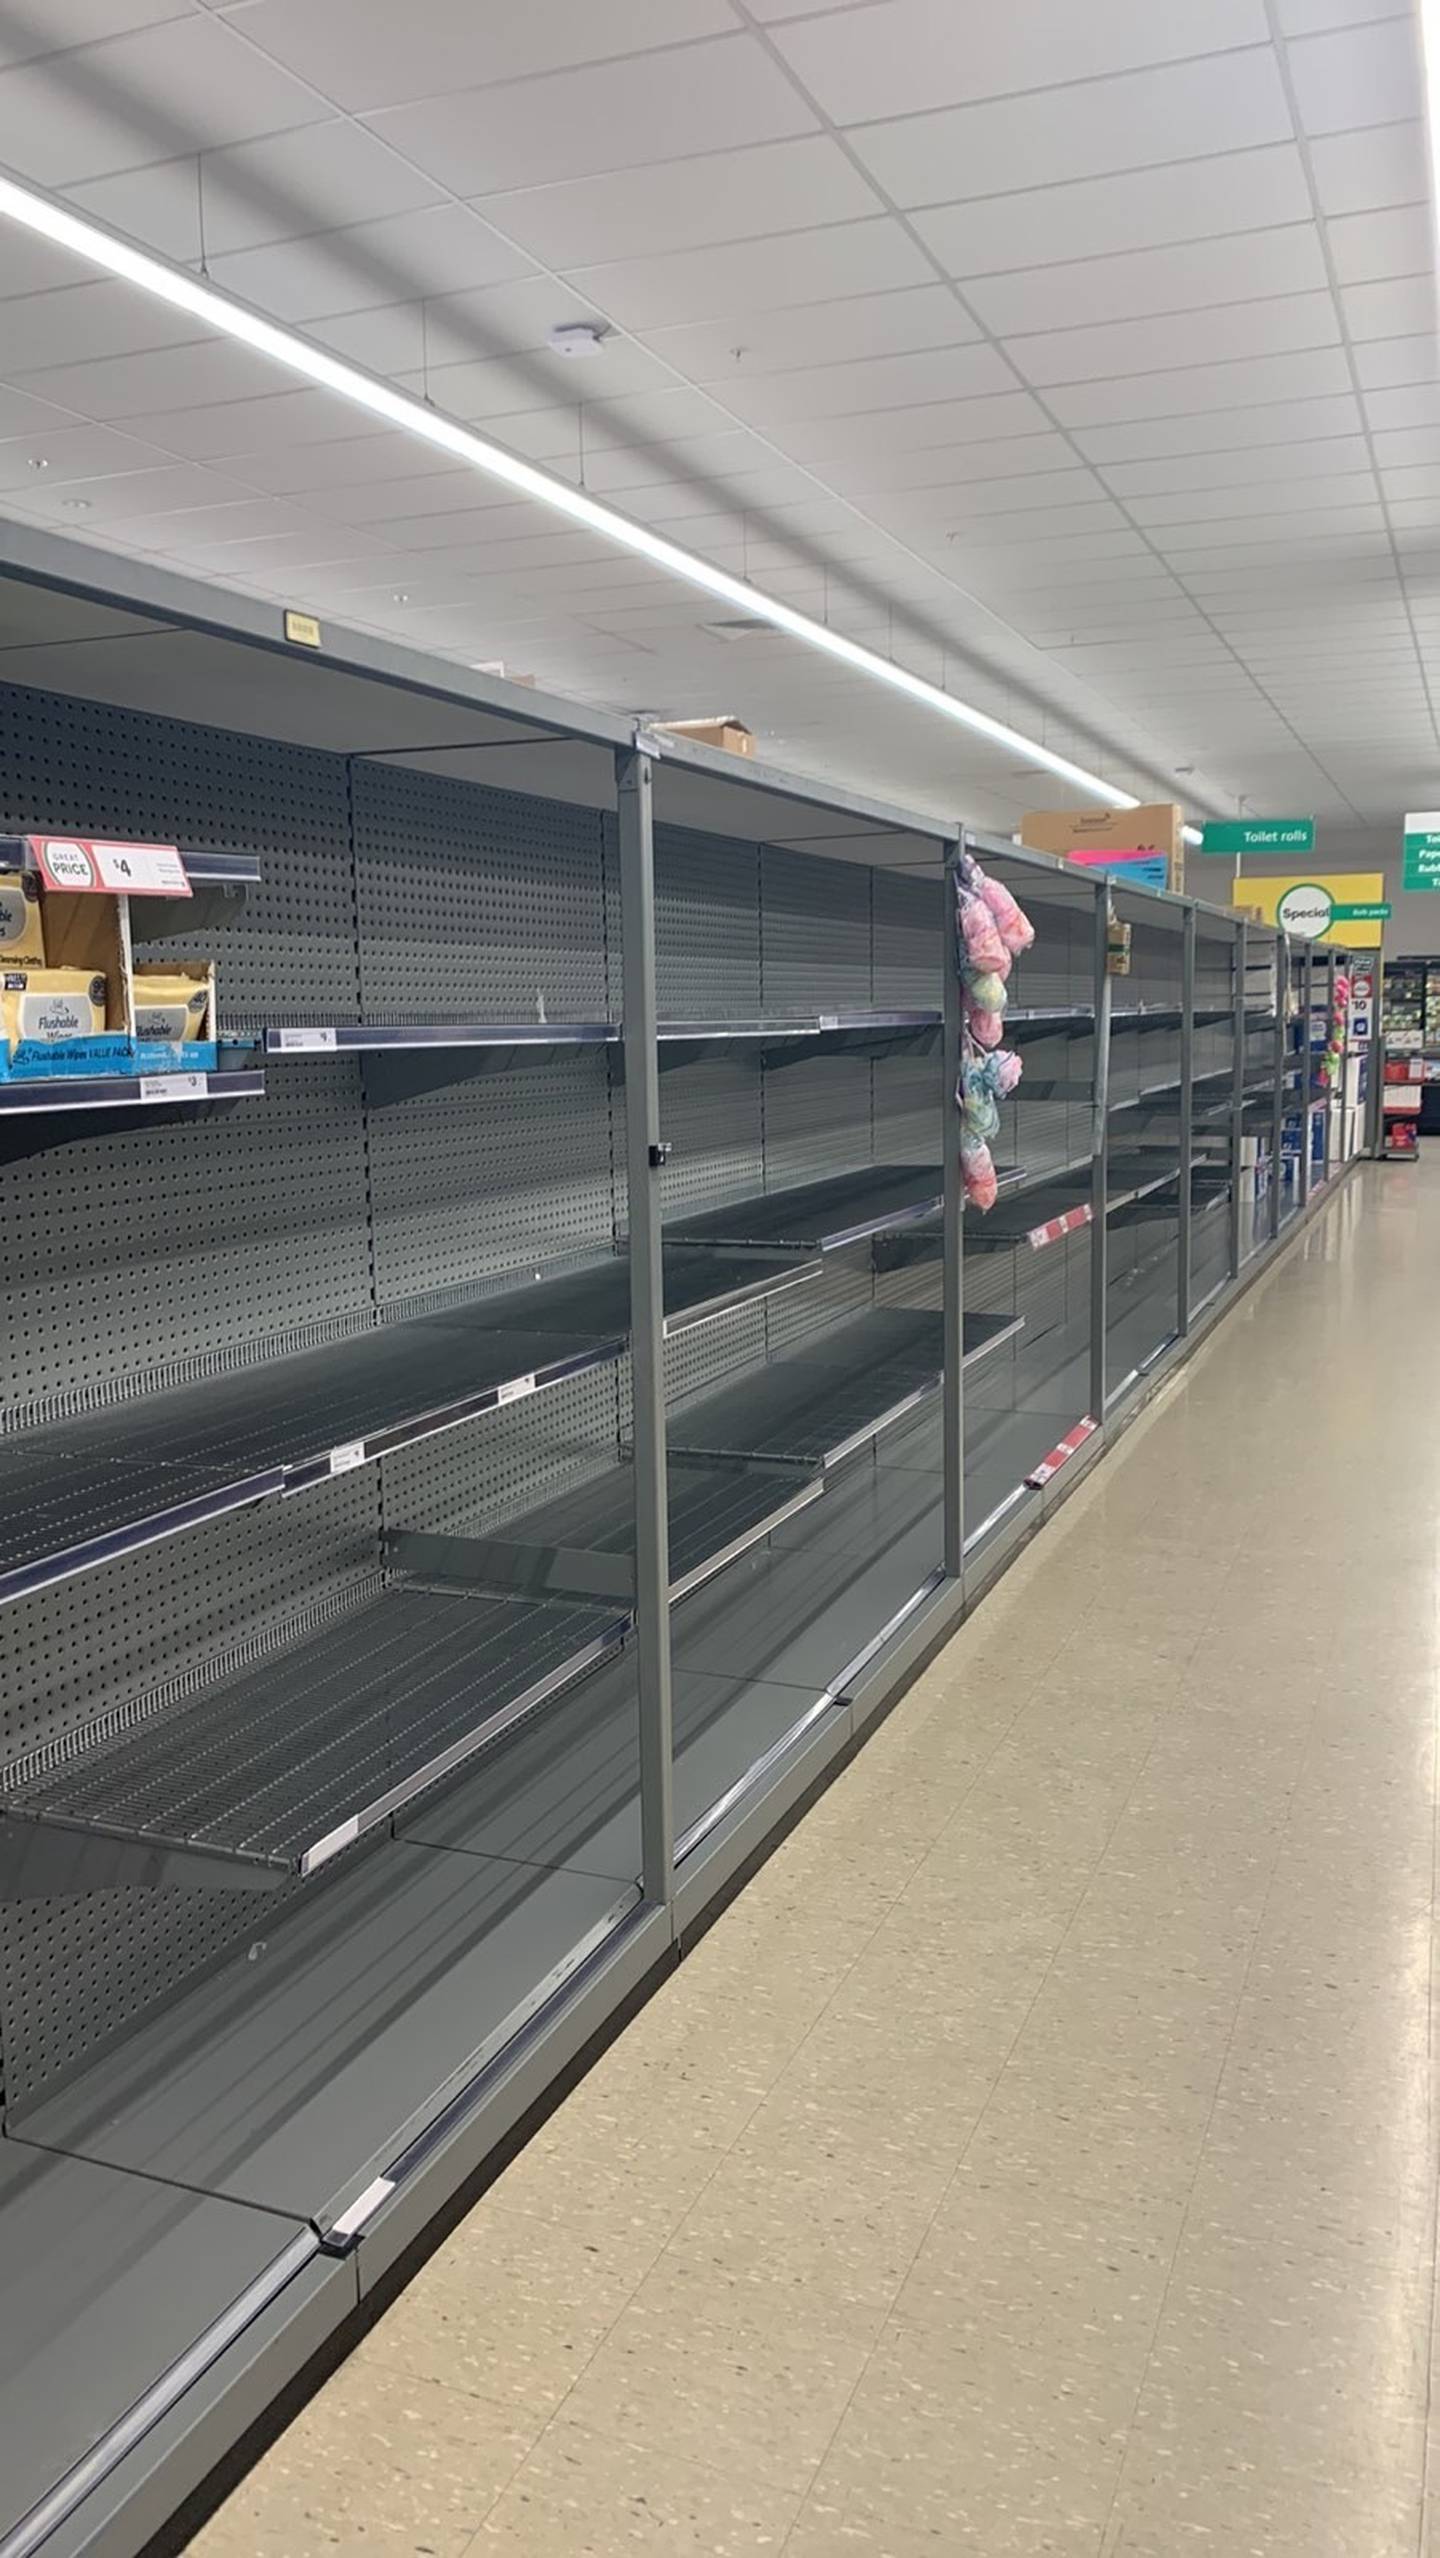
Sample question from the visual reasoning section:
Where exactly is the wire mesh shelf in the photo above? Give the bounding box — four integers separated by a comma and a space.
2, 1584, 629, 1882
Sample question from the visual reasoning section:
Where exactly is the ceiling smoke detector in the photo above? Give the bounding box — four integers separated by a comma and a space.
547, 322, 607, 360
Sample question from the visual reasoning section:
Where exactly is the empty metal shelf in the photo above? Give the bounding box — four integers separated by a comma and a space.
394, 1454, 823, 1609
0, 1287, 628, 1612
666, 1163, 942, 1254
267, 1022, 615, 1055
0, 1067, 265, 1117
669, 1306, 1021, 1470
656, 1010, 939, 1071
965, 1174, 1093, 1251
2, 1584, 629, 1883
0, 1240, 826, 1609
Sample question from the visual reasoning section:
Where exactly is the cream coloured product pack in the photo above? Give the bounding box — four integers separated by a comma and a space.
130, 963, 213, 1042
0, 869, 45, 963
1, 966, 107, 1052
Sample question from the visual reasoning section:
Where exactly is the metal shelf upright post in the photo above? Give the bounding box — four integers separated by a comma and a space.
942, 840, 965, 1583
617, 744, 673, 1910
1090, 877, 1111, 1424
1179, 904, 1196, 1334
1229, 919, 1246, 1285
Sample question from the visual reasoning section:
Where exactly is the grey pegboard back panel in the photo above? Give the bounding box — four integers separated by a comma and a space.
654, 825, 760, 1018
657, 1056, 763, 1224
380, 1362, 624, 1545
0, 675, 360, 1024
873, 870, 943, 1010
761, 1053, 872, 1193
365, 1054, 618, 1307
352, 759, 611, 1023
762, 844, 871, 1013
0, 1057, 374, 1416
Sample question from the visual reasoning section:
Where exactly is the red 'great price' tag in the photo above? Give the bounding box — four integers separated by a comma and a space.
32, 837, 191, 898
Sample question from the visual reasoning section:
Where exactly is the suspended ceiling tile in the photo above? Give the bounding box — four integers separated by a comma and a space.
1045, 345, 1354, 426
849, 54, 1293, 206
1073, 393, 1363, 463
1352, 334, 1439, 388
0, 279, 214, 371
770, 0, 1267, 125
311, 281, 601, 377
640, 285, 978, 384
0, 421, 178, 490
1275, 0, 1406, 28
716, 343, 1016, 429
1103, 437, 1372, 497
204, 205, 535, 325
1372, 424, 1440, 466
822, 433, 1075, 496
398, 338, 681, 425
1012, 292, 1342, 390
0, 14, 329, 185
472, 137, 881, 268
1325, 203, 1432, 286
64, 120, 446, 264
1286, 15, 1422, 135
116, 391, 403, 470
237, 0, 735, 110
1133, 468, 1381, 521
1307, 118, 1427, 216
782, 389, 1054, 462
11, 334, 308, 418
1340, 275, 1436, 342
962, 226, 1328, 339
914, 145, 1310, 278
0, 1, 193, 64
565, 218, 932, 332
364, 36, 816, 195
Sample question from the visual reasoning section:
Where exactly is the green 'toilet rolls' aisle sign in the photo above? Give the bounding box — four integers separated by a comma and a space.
1200, 818, 1315, 856
1402, 813, 1440, 890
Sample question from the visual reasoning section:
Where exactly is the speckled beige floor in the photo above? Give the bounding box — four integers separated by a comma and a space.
188, 1158, 1438, 2557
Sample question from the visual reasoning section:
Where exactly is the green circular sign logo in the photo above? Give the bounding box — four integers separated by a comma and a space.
1276, 881, 1334, 938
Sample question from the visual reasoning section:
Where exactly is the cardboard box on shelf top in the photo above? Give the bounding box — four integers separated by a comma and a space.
1021, 802, 1185, 895
657, 715, 754, 757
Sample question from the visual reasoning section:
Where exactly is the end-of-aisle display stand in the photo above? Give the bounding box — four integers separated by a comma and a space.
0, 523, 1367, 2558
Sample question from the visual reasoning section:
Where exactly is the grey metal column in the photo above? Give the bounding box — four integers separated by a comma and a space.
1298, 941, 1312, 1211
617, 744, 674, 1908
1228, 919, 1246, 1281
1178, 903, 1196, 1334
1088, 881, 1111, 1425
942, 842, 965, 1581
1270, 931, 1285, 1243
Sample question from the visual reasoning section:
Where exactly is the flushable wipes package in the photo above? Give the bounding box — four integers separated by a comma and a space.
130, 964, 213, 1042
1, 967, 107, 1052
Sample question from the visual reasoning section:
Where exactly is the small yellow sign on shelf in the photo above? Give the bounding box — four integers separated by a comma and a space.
283, 610, 322, 649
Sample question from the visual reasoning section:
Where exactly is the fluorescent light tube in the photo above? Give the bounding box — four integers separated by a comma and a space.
0, 166, 1163, 815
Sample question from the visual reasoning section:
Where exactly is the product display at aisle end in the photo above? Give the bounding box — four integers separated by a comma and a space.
1383, 954, 1440, 1145
0, 531, 1368, 2558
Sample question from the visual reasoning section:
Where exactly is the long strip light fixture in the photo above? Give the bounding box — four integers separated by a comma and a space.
0, 165, 1200, 832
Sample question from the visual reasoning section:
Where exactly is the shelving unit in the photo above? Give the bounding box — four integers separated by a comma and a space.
0, 524, 1367, 2558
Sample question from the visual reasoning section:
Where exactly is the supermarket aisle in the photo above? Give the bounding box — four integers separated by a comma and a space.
189, 1160, 1438, 2558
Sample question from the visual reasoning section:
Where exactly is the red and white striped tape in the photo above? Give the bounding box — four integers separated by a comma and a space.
1026, 1415, 1098, 1488
1026, 1202, 1093, 1250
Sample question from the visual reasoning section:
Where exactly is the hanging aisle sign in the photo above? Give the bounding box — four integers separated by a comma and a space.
1200, 817, 1314, 856
1402, 813, 1440, 890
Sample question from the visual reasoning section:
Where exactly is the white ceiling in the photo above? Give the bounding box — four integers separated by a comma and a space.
0, 0, 1432, 849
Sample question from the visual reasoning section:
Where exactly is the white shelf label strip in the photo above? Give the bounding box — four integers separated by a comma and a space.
139, 1072, 208, 1103
496, 1374, 536, 1406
